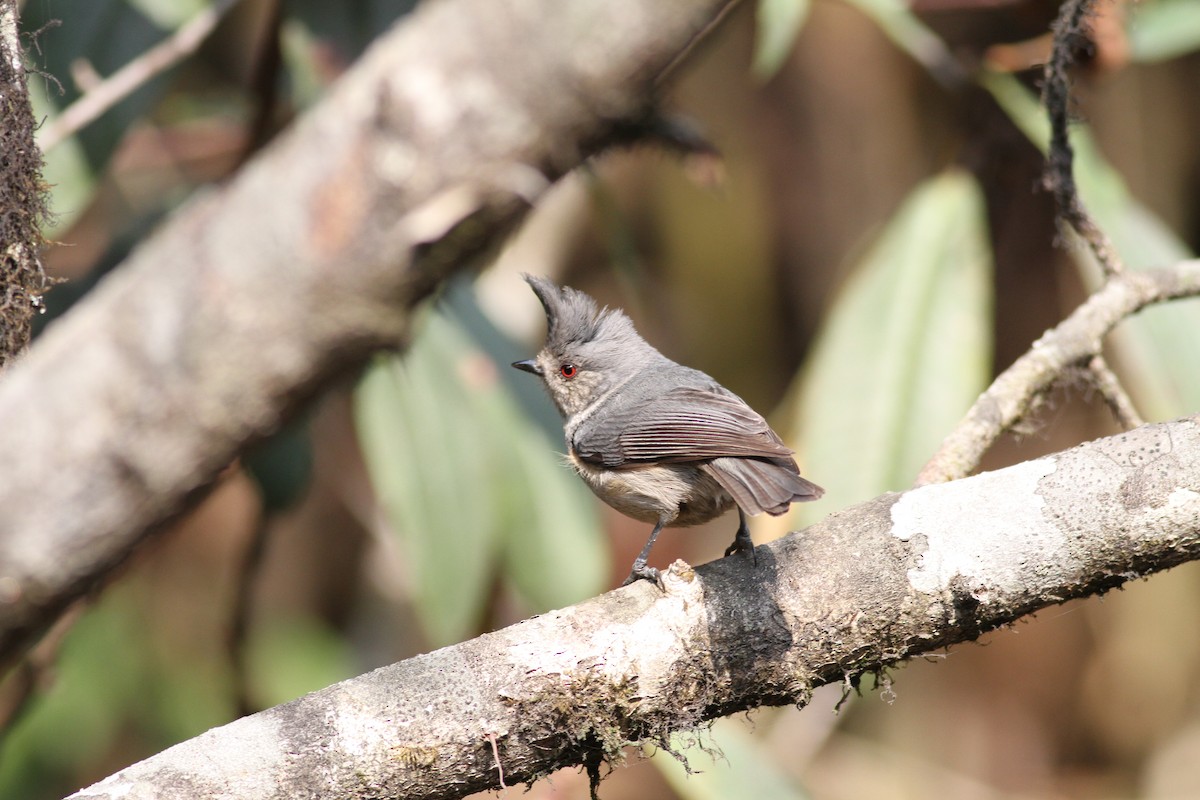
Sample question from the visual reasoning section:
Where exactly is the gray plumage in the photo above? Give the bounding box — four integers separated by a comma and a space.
513, 274, 823, 585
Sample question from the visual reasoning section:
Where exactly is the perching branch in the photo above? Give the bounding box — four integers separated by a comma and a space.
0, 0, 739, 672
917, 260, 1200, 485
70, 416, 1200, 800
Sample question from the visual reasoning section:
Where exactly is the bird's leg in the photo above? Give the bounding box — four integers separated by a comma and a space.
723, 508, 756, 564
622, 517, 668, 586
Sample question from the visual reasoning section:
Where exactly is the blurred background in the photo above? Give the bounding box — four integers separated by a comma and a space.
4, 0, 1200, 797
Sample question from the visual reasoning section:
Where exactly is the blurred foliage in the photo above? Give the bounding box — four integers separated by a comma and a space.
286, 0, 418, 64
753, 0, 811, 78
5, 0, 1200, 798
1128, 0, 1200, 63
241, 615, 357, 709
0, 583, 232, 798
24, 0, 209, 236
841, 0, 961, 84
243, 418, 314, 512
128, 0, 209, 28
656, 717, 812, 800
355, 303, 608, 647
785, 169, 992, 522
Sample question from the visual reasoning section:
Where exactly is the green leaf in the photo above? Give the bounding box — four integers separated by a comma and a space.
278, 1, 421, 110
753, 0, 811, 79
976, 71, 1049, 152
355, 307, 607, 645
655, 718, 811, 800
784, 169, 993, 522
356, 313, 505, 646
279, 20, 331, 109
125, 0, 209, 29
841, 0, 955, 77
0, 583, 230, 795
499, 422, 609, 610
981, 71, 1200, 419
1127, 0, 1200, 63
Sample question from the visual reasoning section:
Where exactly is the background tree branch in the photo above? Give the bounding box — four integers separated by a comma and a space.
917, 261, 1200, 486
0, 0, 737, 672
70, 414, 1200, 800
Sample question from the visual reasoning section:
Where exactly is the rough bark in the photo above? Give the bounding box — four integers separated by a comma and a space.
0, 0, 52, 367
69, 415, 1200, 799
0, 0, 739, 669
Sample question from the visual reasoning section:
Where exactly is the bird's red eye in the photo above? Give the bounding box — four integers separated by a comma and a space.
560, 363, 577, 379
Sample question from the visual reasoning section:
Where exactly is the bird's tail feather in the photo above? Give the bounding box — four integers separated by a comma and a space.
703, 457, 823, 516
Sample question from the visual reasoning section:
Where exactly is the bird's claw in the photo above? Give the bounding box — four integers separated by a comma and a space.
724, 530, 757, 565
621, 562, 662, 588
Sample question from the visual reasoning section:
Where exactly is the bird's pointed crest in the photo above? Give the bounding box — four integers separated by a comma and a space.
523, 274, 637, 352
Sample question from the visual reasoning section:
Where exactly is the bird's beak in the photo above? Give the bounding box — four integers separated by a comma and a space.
511, 359, 543, 376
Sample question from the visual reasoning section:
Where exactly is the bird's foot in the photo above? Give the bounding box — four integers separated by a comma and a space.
724, 527, 757, 565
621, 561, 662, 588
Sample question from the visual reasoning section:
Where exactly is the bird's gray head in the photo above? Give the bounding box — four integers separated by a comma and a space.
512, 274, 656, 418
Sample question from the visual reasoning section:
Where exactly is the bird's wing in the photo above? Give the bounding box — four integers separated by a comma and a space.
572, 386, 795, 468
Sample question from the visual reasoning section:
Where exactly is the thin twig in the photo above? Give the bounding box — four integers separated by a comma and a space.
1041, 0, 1124, 278
917, 261, 1200, 485
1086, 354, 1145, 430
37, 0, 242, 151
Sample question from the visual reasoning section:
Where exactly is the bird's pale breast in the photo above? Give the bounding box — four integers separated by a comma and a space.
567, 451, 734, 526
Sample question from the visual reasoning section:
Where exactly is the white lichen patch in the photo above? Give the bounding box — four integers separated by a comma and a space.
1169, 487, 1200, 505
891, 457, 1069, 596
332, 695, 412, 758
505, 573, 706, 702
1144, 486, 1200, 533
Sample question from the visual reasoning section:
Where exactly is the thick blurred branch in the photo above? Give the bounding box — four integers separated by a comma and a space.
917, 261, 1200, 485
0, 0, 738, 671
71, 417, 1200, 800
